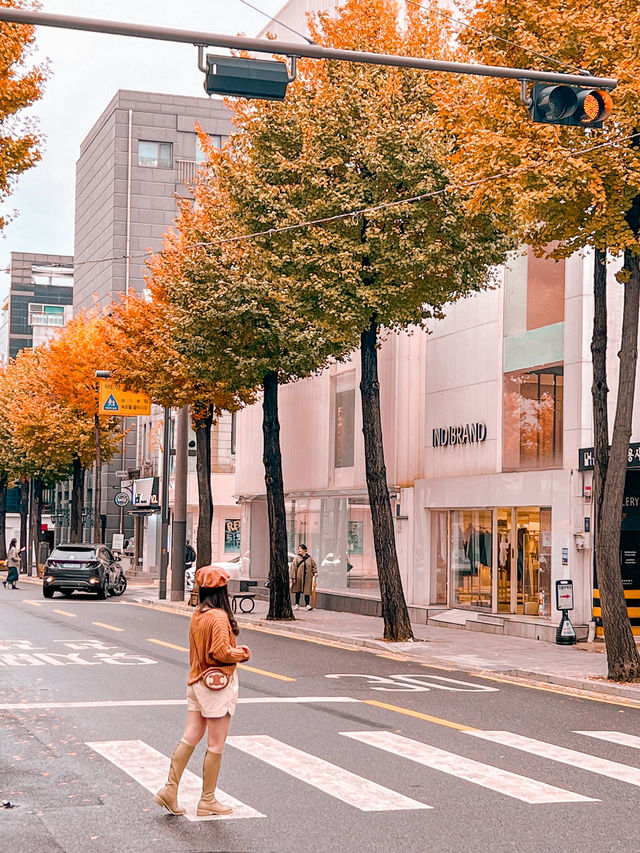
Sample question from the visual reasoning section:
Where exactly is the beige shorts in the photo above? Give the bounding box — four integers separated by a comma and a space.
186, 673, 239, 718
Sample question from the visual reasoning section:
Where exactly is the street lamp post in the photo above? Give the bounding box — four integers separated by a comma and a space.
170, 405, 189, 602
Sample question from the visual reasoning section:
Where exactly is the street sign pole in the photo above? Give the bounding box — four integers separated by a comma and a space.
170, 406, 189, 602
159, 407, 171, 601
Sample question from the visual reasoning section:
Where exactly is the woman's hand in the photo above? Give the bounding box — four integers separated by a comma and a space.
238, 645, 251, 661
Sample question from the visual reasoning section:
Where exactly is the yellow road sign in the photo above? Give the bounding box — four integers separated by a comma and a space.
98, 381, 151, 416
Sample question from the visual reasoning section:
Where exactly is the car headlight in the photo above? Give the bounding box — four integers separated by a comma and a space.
44, 575, 54, 583
89, 577, 100, 585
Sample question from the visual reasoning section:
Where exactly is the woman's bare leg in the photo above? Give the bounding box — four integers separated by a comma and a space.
182, 710, 207, 746
205, 713, 231, 751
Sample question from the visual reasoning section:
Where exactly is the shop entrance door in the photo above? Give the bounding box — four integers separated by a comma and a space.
497, 508, 515, 612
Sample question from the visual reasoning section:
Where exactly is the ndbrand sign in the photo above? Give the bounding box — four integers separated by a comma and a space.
433, 422, 487, 448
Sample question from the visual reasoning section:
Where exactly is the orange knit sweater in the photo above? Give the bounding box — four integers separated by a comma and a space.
188, 608, 250, 686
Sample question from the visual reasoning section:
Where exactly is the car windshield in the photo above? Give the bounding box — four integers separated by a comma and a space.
51, 548, 97, 561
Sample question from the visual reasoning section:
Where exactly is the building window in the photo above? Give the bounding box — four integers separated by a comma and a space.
28, 304, 65, 328
335, 374, 355, 469
195, 134, 224, 164
31, 264, 73, 288
230, 411, 236, 455
503, 365, 563, 470
224, 519, 241, 553
138, 141, 172, 168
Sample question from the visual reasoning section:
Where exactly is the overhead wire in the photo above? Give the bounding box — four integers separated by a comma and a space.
234, 0, 316, 45
403, 0, 583, 74
45, 128, 639, 273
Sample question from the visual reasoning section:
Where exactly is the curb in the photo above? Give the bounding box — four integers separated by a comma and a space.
136, 598, 640, 704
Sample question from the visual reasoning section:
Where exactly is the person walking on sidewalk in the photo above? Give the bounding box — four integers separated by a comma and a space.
2, 539, 21, 589
153, 566, 250, 817
290, 544, 317, 610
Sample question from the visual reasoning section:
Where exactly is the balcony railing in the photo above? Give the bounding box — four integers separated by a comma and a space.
176, 159, 199, 186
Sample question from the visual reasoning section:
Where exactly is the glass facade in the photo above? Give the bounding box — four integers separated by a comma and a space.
451, 509, 493, 608
431, 507, 552, 617
285, 496, 378, 595
503, 365, 563, 470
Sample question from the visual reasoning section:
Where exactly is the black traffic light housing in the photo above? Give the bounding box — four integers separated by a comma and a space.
204, 54, 291, 101
530, 82, 612, 127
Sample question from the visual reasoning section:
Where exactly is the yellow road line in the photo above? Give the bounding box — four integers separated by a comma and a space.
237, 663, 296, 682
25, 600, 42, 607
145, 639, 295, 681
363, 700, 479, 731
147, 638, 188, 652
92, 621, 124, 633
53, 609, 76, 618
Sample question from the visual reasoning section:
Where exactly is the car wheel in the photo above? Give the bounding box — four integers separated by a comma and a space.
43, 587, 54, 598
96, 585, 107, 600
111, 573, 127, 597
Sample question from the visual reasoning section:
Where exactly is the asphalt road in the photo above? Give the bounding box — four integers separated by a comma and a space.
1, 584, 640, 853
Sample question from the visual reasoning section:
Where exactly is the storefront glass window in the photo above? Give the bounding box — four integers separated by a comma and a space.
503, 365, 563, 470
430, 511, 448, 604
451, 509, 492, 608
285, 496, 378, 595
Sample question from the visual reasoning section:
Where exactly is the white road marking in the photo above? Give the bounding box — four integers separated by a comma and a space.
86, 739, 263, 822
575, 731, 640, 750
342, 731, 595, 804
325, 673, 498, 693
227, 734, 431, 811
0, 696, 361, 710
469, 731, 640, 787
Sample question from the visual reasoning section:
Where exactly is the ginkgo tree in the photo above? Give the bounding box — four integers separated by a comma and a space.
201, 0, 515, 639
438, 0, 640, 680
0, 0, 46, 231
107, 291, 254, 568
148, 161, 351, 622
41, 314, 124, 544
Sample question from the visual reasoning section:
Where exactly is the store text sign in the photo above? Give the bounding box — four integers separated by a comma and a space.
433, 422, 487, 448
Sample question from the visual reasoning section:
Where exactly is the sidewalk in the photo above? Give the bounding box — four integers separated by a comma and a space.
131, 588, 640, 704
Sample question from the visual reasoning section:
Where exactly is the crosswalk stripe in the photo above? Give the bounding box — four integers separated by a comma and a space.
342, 731, 595, 804
86, 739, 264, 821
575, 731, 640, 750
468, 731, 640, 787
227, 734, 431, 811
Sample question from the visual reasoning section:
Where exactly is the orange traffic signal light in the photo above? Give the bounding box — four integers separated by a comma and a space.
530, 83, 612, 127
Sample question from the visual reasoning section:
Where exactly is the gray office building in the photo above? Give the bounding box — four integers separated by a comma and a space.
71, 90, 232, 556
74, 89, 232, 308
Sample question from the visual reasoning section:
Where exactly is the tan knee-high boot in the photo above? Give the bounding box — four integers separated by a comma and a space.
153, 739, 195, 815
197, 749, 232, 816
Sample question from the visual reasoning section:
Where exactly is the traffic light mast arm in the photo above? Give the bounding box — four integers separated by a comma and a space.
0, 6, 617, 90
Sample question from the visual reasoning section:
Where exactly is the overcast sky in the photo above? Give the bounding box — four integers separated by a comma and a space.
0, 0, 287, 297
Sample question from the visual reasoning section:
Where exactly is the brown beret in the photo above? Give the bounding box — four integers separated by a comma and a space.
195, 566, 230, 589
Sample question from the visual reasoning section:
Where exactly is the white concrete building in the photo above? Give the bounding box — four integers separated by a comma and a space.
235, 246, 640, 640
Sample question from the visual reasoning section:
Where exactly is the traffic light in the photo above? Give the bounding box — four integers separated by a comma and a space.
530, 83, 612, 127
203, 55, 291, 101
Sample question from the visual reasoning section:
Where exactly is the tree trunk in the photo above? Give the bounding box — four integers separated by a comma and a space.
596, 249, 640, 681
591, 248, 609, 530
0, 474, 7, 560
19, 478, 28, 573
360, 318, 414, 641
30, 477, 43, 574
195, 404, 214, 569
70, 455, 84, 544
263, 370, 294, 621
93, 414, 102, 545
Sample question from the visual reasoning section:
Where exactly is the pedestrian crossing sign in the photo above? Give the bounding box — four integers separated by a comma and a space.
98, 380, 151, 416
